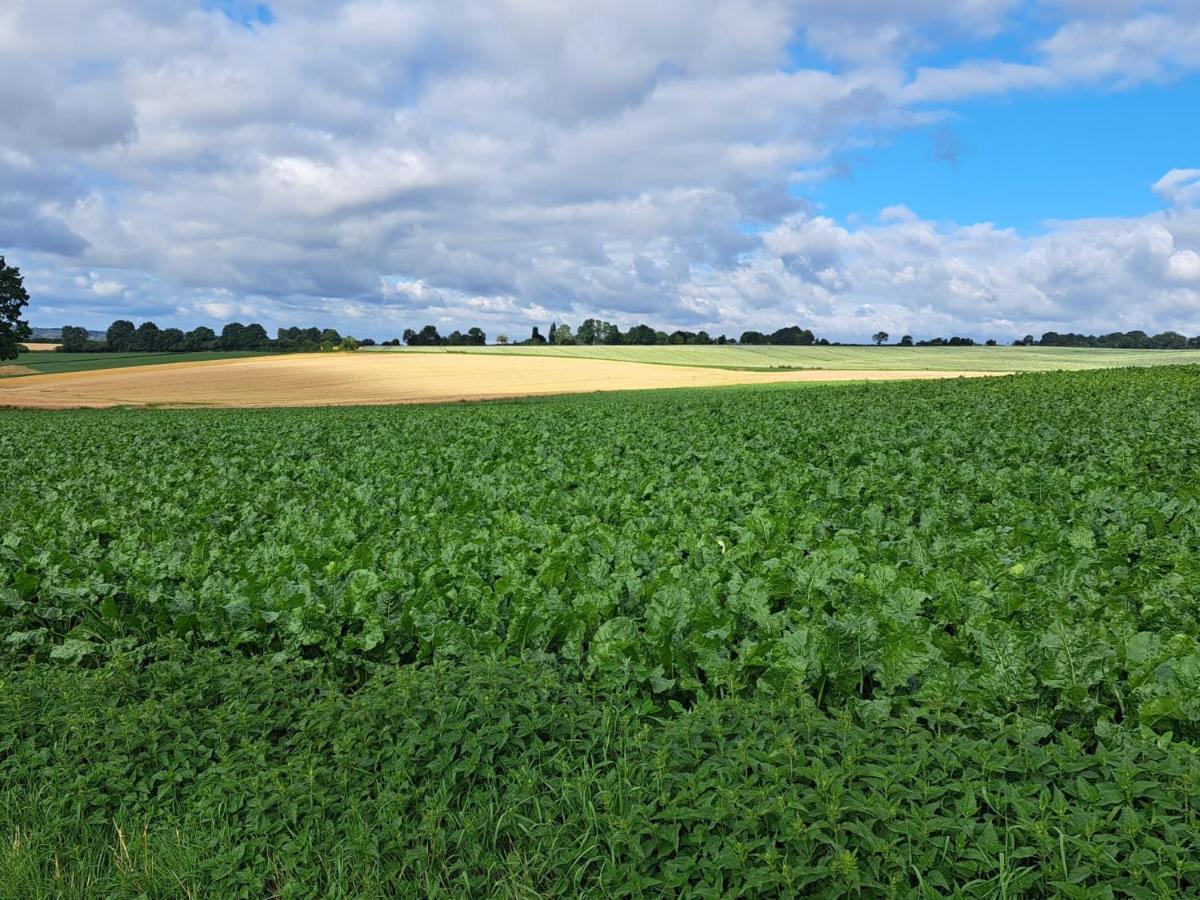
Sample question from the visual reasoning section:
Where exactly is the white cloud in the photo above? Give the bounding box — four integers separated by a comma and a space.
1, 0, 1199, 340
1154, 170, 1200, 209
1167, 250, 1200, 283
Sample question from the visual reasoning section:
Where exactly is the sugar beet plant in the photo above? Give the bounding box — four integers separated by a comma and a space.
3, 367, 1200, 897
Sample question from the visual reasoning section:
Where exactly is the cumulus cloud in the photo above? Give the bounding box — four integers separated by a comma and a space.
1, 0, 1199, 340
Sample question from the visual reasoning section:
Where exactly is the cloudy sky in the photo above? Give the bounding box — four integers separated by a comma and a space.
3, 0, 1199, 342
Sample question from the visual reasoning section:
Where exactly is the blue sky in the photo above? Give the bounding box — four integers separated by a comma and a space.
2, 0, 1199, 341
813, 75, 1200, 230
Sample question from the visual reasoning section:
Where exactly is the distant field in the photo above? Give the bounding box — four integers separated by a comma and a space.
17, 343, 60, 352
0, 352, 1000, 409
2, 350, 269, 378
368, 343, 1200, 372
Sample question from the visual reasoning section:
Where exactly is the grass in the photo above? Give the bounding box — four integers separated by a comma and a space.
4, 351, 270, 378
366, 342, 1200, 372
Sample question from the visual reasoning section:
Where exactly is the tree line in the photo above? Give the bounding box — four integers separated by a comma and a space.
45, 319, 1200, 354
1027, 330, 1200, 350
56, 321, 372, 353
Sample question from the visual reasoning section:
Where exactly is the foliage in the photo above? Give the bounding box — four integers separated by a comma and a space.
0, 257, 32, 361
4, 650, 1199, 897
4, 367, 1200, 894
1042, 330, 1200, 350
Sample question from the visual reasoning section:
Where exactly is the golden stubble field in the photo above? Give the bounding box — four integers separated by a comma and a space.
0, 352, 1007, 409
17, 343, 61, 352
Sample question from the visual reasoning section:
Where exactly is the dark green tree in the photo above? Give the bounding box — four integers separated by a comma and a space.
106, 319, 136, 351
899, 335, 913, 346
243, 323, 269, 349
769, 326, 815, 345
624, 324, 657, 345
185, 326, 217, 351
160, 327, 186, 351
220, 322, 247, 350
872, 331, 889, 345
0, 257, 31, 360
60, 325, 92, 352
134, 321, 162, 351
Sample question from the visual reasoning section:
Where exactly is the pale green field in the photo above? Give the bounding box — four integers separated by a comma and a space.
365, 343, 1200, 372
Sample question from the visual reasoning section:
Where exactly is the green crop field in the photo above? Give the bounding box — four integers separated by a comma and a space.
4, 350, 269, 378
4, 367, 1200, 896
368, 342, 1200, 372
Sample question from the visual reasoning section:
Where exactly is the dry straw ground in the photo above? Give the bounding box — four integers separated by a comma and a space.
0, 353, 1004, 409
17, 343, 61, 352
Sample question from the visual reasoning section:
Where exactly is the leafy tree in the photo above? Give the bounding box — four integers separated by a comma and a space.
872, 331, 889, 345
769, 326, 815, 345
624, 324, 657, 345
134, 321, 162, 351
548, 322, 557, 344
404, 325, 443, 346
1152, 331, 1187, 350
553, 323, 575, 345
466, 327, 486, 345
243, 324, 269, 349
220, 323, 247, 350
185, 326, 217, 351
496, 334, 509, 345
899, 335, 913, 347
576, 319, 599, 345
577, 319, 620, 345
447, 330, 466, 346
0, 257, 31, 360
320, 328, 342, 346
106, 319, 136, 352
160, 328, 186, 351
739, 330, 767, 345
59, 325, 92, 352
529, 327, 546, 344
339, 336, 360, 351
985, 338, 997, 346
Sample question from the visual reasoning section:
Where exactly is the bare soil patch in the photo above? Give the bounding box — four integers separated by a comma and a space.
0, 365, 37, 377
0, 353, 1009, 409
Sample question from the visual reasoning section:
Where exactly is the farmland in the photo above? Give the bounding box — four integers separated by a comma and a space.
1, 350, 267, 379
370, 342, 1200, 372
0, 352, 998, 409
4, 366, 1200, 896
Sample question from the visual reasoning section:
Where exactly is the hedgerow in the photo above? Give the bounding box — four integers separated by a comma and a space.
3, 366, 1200, 895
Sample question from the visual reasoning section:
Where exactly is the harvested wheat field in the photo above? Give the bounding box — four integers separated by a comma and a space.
17, 343, 61, 351
0, 352, 1007, 409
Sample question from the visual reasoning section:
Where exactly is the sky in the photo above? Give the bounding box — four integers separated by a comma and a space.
2, 0, 1199, 343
